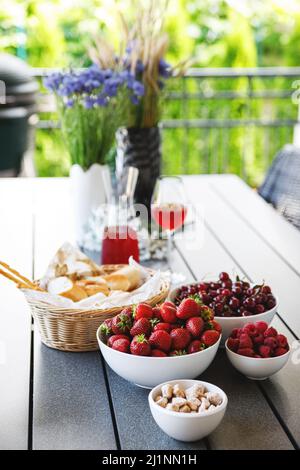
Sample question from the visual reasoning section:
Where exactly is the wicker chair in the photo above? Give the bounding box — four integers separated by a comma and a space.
258, 144, 300, 230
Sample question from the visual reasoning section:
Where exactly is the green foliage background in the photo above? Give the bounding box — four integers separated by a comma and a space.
1, 0, 300, 185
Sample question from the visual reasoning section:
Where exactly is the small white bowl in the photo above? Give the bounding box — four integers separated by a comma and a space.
225, 340, 290, 380
169, 285, 278, 345
149, 379, 228, 442
97, 328, 221, 389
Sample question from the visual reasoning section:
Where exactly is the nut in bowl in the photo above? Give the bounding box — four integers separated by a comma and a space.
225, 321, 290, 380
97, 299, 222, 388
169, 273, 278, 345
148, 380, 228, 442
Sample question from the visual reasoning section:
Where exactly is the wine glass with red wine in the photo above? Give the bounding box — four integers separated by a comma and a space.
151, 176, 188, 262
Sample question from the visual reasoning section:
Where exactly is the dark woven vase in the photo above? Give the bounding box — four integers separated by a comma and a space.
116, 127, 161, 210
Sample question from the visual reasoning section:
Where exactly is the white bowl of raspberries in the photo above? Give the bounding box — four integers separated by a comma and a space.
170, 272, 278, 344
97, 299, 222, 388
225, 321, 290, 380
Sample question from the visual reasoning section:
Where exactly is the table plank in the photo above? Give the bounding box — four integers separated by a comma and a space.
210, 174, 300, 277
31, 179, 117, 450
182, 176, 300, 338
175, 227, 294, 449
0, 179, 33, 450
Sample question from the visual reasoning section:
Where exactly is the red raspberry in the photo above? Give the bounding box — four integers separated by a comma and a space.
227, 337, 239, 352
237, 348, 254, 357
253, 334, 264, 345
274, 347, 288, 357
264, 327, 277, 338
239, 333, 253, 349
259, 345, 271, 358
264, 337, 278, 350
255, 321, 268, 334
243, 323, 257, 337
277, 334, 288, 348
254, 354, 262, 358
230, 328, 239, 339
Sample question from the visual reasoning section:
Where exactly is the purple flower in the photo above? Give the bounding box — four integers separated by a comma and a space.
158, 59, 172, 78
131, 80, 144, 97
130, 95, 140, 105
95, 93, 108, 107
84, 96, 96, 109
135, 60, 145, 74
65, 98, 74, 108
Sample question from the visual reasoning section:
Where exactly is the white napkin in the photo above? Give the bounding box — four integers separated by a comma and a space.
22, 243, 164, 311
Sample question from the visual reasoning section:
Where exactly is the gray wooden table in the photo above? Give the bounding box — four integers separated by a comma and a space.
1, 175, 300, 450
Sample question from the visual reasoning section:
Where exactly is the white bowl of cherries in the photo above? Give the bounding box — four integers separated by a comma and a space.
169, 272, 278, 344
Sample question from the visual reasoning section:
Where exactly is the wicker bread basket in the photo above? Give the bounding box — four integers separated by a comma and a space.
22, 264, 169, 352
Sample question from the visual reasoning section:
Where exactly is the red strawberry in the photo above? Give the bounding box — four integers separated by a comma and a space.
169, 349, 187, 356
170, 328, 191, 349
111, 313, 132, 335
227, 337, 239, 352
130, 318, 151, 336
277, 334, 288, 348
176, 298, 200, 320
253, 334, 264, 345
186, 317, 204, 337
151, 349, 167, 357
134, 303, 153, 320
264, 326, 277, 338
204, 319, 222, 333
237, 348, 254, 357
112, 338, 130, 353
153, 322, 171, 333
99, 319, 113, 342
149, 330, 172, 352
199, 304, 214, 321
108, 334, 129, 348
259, 345, 271, 358
201, 330, 220, 347
264, 336, 278, 350
120, 306, 133, 316
274, 347, 288, 357
243, 323, 257, 337
239, 333, 253, 349
130, 334, 151, 356
255, 321, 268, 334
160, 301, 177, 323
152, 306, 163, 321
187, 340, 204, 354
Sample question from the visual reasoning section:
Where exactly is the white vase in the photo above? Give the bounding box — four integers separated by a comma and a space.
70, 163, 110, 242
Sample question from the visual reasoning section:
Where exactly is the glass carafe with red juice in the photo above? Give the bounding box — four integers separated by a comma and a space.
101, 225, 139, 264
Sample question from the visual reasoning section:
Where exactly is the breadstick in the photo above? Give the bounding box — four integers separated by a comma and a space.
0, 268, 31, 289
0, 262, 42, 291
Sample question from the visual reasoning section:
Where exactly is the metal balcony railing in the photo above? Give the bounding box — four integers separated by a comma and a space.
32, 67, 300, 186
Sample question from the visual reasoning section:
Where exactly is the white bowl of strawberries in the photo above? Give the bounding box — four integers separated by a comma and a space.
97, 299, 222, 388
225, 321, 290, 380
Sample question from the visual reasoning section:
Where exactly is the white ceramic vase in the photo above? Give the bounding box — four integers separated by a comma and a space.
70, 163, 110, 242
